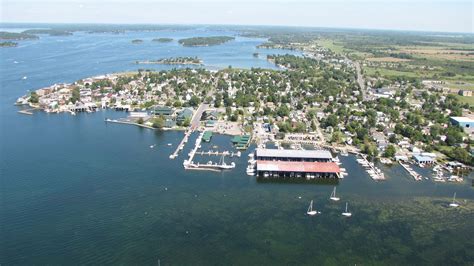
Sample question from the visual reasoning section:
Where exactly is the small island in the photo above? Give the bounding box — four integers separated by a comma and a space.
0, 31, 39, 40
131, 39, 144, 44
135, 56, 202, 65
22, 29, 73, 36
0, 41, 18, 47
178, 36, 234, 47
152, 38, 173, 43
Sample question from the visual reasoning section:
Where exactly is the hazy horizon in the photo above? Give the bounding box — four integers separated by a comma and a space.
1, 0, 472, 33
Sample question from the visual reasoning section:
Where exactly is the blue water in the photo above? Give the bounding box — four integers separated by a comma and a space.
1, 27, 473, 265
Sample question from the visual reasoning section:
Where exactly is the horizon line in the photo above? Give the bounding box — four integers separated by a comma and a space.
1, 21, 473, 35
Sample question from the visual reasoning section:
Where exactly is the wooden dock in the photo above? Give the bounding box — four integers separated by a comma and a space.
399, 161, 423, 181
356, 155, 385, 181
169, 129, 193, 159
18, 108, 36, 115
194, 150, 241, 157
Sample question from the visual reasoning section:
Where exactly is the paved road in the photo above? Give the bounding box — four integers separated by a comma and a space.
354, 61, 367, 100
190, 103, 208, 130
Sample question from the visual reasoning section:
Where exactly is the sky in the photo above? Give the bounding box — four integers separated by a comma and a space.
1, 0, 473, 33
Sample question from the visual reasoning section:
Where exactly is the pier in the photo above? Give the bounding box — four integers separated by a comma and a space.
17, 107, 39, 115
169, 129, 192, 159
356, 155, 385, 181
105, 118, 154, 129
399, 161, 423, 181
194, 150, 241, 157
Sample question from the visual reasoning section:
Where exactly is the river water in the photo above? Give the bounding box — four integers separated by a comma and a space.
0, 25, 473, 265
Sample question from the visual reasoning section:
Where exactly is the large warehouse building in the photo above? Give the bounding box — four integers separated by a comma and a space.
255, 148, 340, 179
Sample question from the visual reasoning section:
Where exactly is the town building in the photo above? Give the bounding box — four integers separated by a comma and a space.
450, 117, 474, 129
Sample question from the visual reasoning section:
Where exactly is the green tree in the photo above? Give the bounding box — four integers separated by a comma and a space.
70, 87, 80, 104
383, 145, 396, 158
330, 131, 344, 144
29, 92, 39, 103
182, 117, 191, 127
189, 95, 201, 107
151, 116, 165, 129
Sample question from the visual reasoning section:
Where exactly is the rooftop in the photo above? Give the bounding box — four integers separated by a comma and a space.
451, 117, 474, 123
413, 155, 435, 162
255, 148, 332, 159
256, 161, 340, 173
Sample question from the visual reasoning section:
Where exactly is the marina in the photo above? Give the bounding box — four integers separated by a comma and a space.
183, 131, 236, 171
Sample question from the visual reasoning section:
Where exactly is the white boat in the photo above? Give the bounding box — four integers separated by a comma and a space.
306, 200, 320, 216
22, 76, 27, 80
449, 192, 459, 207
150, 144, 155, 148
330, 187, 340, 201
167, 143, 172, 146
342, 202, 352, 217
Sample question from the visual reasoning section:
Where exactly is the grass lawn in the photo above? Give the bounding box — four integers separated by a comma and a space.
455, 95, 474, 106
316, 39, 345, 55
364, 66, 423, 78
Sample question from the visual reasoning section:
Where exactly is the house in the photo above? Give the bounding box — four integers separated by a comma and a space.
202, 110, 218, 121
152, 106, 174, 116
177, 108, 193, 123
458, 90, 473, 97
413, 154, 435, 165
450, 117, 474, 129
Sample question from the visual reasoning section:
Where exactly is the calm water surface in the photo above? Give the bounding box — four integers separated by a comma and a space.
0, 27, 473, 265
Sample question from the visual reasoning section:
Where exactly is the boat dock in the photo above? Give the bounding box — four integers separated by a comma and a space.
194, 150, 241, 157
231, 135, 251, 150
183, 131, 236, 171
399, 161, 423, 181
169, 129, 193, 159
356, 156, 385, 181
18, 108, 36, 115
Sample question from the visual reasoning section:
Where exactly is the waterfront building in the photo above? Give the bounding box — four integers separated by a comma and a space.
413, 154, 435, 165
152, 106, 174, 116
254, 148, 340, 178
255, 148, 332, 162
177, 108, 193, 123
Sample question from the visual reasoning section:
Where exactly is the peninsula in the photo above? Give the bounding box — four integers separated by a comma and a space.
135, 56, 203, 65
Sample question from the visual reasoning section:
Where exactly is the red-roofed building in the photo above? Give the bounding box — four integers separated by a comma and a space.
256, 160, 340, 179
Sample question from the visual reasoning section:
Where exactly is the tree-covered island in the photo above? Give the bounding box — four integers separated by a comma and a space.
178, 36, 235, 47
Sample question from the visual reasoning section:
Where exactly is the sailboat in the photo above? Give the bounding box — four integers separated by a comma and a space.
306, 200, 320, 216
449, 192, 459, 207
342, 202, 352, 217
330, 187, 340, 201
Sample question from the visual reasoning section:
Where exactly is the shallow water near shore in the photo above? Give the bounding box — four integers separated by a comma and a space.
1, 27, 473, 265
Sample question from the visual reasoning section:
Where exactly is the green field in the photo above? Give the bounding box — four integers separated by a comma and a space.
456, 95, 474, 106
